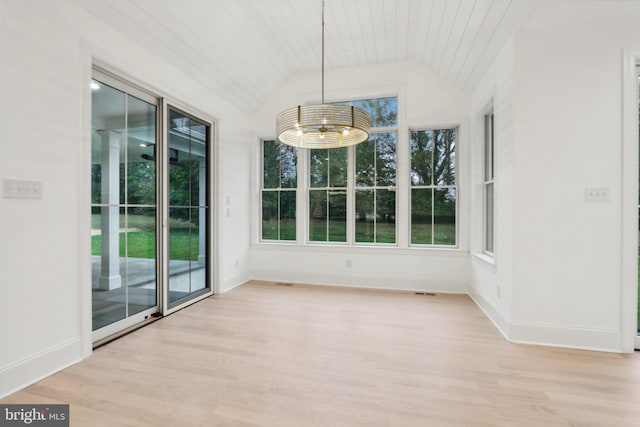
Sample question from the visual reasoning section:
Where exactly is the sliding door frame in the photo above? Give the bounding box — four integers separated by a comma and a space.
162, 100, 217, 315
89, 64, 219, 343
90, 67, 163, 343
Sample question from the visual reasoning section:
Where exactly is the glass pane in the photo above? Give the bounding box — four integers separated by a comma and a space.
190, 208, 206, 294
167, 109, 210, 307
356, 138, 375, 187
434, 188, 456, 245
188, 119, 206, 208
411, 188, 432, 245
376, 132, 396, 186
352, 97, 398, 127
328, 192, 347, 242
261, 191, 278, 240
279, 191, 296, 240
485, 183, 494, 253
127, 95, 157, 205
169, 207, 194, 303
376, 189, 396, 244
310, 149, 328, 188
434, 129, 456, 186
91, 82, 126, 206
329, 148, 348, 187
280, 145, 297, 188
485, 113, 494, 181
168, 159, 190, 206
168, 111, 196, 207
91, 206, 126, 330
126, 207, 156, 316
410, 130, 433, 186
355, 190, 375, 242
263, 140, 280, 189
309, 190, 327, 241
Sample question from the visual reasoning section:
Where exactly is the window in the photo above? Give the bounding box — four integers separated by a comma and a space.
308, 97, 398, 244
261, 140, 297, 241
309, 148, 348, 242
260, 96, 465, 250
355, 132, 397, 243
484, 112, 495, 254
410, 128, 457, 246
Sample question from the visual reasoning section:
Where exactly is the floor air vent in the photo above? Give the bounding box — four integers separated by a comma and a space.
415, 292, 436, 296
277, 282, 294, 286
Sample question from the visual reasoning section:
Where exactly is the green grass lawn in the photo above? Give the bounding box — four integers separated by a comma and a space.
91, 229, 199, 261
92, 215, 199, 261
263, 219, 456, 245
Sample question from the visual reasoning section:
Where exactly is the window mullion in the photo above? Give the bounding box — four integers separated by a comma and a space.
347, 145, 355, 244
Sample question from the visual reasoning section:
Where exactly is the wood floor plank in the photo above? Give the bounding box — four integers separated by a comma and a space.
2, 281, 640, 426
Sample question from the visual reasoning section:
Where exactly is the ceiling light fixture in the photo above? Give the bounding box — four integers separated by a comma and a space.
276, 0, 370, 149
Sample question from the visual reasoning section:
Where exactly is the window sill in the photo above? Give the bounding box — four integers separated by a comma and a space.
252, 241, 469, 257
473, 252, 496, 266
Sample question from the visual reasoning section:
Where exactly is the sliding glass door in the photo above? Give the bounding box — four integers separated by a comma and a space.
91, 71, 160, 340
91, 69, 214, 342
167, 108, 211, 308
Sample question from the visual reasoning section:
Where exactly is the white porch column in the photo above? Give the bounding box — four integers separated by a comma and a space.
98, 130, 122, 291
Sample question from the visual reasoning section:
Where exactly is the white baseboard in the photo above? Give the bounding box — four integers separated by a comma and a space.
468, 291, 623, 353
220, 273, 250, 293
249, 271, 468, 294
468, 290, 510, 340
510, 322, 622, 353
0, 337, 84, 399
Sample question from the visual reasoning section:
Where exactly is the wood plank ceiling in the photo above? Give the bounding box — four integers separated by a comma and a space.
72, 0, 536, 113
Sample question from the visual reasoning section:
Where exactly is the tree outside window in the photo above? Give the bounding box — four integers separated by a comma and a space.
410, 128, 457, 246
261, 140, 297, 241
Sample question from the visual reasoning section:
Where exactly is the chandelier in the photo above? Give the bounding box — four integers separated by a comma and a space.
276, 1, 370, 149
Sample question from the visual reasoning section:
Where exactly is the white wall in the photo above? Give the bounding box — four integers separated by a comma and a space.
469, 39, 516, 336
469, 0, 640, 352
250, 62, 471, 292
509, 1, 640, 351
0, 0, 251, 397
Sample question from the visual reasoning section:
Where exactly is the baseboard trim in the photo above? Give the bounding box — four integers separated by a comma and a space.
0, 337, 83, 399
510, 322, 622, 353
249, 271, 468, 294
468, 290, 510, 340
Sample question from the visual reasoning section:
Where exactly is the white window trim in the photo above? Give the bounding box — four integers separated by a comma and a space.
408, 126, 460, 249
483, 109, 495, 258
259, 139, 298, 243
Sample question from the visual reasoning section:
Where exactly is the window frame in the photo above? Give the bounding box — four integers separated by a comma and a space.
307, 147, 349, 244
483, 111, 495, 256
408, 126, 459, 248
260, 139, 298, 242
306, 96, 399, 246
353, 128, 398, 245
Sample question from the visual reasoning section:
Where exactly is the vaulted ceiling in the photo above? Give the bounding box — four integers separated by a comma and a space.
72, 0, 537, 113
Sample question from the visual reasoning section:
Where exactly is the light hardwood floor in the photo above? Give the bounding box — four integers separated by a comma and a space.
3, 281, 640, 426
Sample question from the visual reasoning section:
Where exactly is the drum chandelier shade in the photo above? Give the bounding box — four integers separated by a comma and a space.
275, 1, 370, 149
276, 104, 370, 149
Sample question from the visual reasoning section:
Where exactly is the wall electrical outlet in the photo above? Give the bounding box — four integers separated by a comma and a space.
2, 179, 42, 199
585, 187, 609, 202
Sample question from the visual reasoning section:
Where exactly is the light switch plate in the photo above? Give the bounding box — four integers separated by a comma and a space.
585, 187, 609, 202
3, 179, 43, 199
